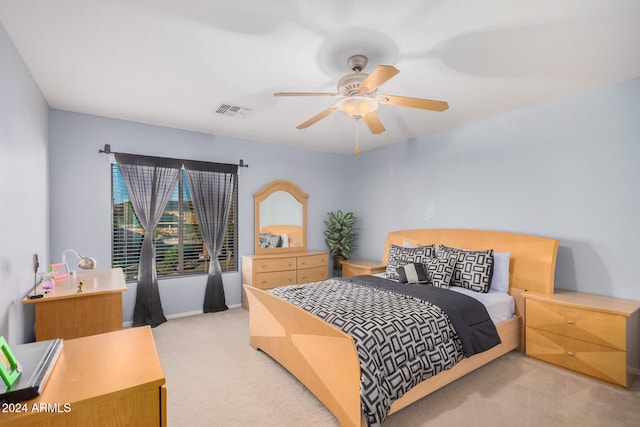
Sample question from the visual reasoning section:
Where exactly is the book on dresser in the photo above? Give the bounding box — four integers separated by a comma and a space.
241, 251, 329, 309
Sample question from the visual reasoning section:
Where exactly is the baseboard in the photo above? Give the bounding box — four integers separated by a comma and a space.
166, 310, 205, 320
121, 304, 241, 328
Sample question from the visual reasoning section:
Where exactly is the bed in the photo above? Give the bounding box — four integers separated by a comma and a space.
244, 228, 559, 426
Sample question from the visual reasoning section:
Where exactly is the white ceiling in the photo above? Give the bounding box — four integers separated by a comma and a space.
1, 1, 639, 155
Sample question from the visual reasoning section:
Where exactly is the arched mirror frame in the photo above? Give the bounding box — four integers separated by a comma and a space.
254, 180, 308, 254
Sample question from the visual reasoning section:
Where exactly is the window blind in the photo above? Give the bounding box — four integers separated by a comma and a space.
111, 164, 238, 280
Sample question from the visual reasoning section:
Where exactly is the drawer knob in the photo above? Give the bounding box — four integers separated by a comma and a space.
567, 351, 574, 357
567, 319, 575, 325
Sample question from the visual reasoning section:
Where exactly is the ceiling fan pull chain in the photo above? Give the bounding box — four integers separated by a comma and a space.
355, 118, 360, 154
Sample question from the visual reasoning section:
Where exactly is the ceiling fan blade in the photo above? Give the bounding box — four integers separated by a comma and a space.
379, 94, 449, 112
296, 105, 338, 129
274, 92, 339, 97
363, 112, 385, 134
359, 65, 400, 94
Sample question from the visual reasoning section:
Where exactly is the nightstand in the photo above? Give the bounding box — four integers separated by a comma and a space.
341, 259, 386, 277
524, 290, 640, 388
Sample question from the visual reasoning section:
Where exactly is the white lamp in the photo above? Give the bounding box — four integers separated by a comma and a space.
62, 249, 97, 270
337, 96, 378, 119
337, 97, 378, 154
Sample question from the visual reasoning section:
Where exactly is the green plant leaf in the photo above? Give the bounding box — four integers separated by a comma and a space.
324, 210, 358, 258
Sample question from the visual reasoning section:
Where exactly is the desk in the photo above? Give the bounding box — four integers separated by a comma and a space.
0, 327, 166, 426
22, 268, 127, 341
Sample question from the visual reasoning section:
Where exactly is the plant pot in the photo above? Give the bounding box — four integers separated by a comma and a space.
333, 255, 345, 275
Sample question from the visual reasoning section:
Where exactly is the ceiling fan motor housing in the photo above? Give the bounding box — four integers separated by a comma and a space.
347, 54, 368, 72
338, 54, 374, 96
338, 72, 371, 96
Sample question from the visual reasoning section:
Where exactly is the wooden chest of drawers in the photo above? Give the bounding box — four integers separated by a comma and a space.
241, 251, 329, 309
524, 291, 640, 388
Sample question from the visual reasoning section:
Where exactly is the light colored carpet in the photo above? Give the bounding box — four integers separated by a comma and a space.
152, 308, 640, 426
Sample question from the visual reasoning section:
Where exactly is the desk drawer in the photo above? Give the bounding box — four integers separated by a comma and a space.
297, 254, 328, 270
297, 266, 328, 284
526, 299, 626, 350
254, 257, 296, 273
254, 270, 297, 290
526, 327, 627, 387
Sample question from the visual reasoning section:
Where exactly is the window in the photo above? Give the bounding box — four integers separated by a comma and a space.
111, 164, 238, 280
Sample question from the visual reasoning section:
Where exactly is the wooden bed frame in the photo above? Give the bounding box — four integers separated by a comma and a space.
244, 229, 559, 426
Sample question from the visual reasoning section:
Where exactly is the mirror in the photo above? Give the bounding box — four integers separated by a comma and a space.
254, 180, 308, 254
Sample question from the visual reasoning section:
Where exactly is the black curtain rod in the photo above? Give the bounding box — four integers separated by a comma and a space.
98, 144, 249, 168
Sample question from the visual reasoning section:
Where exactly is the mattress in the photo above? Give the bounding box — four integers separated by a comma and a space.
448, 287, 515, 324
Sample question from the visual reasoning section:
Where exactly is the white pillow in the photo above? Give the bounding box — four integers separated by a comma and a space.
280, 233, 289, 248
490, 252, 510, 293
402, 241, 418, 248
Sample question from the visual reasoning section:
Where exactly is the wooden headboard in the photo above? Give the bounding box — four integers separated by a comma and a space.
382, 229, 559, 315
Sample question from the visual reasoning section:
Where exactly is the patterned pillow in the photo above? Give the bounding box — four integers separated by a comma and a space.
422, 257, 456, 288
259, 233, 282, 248
439, 245, 494, 293
385, 244, 435, 280
396, 263, 429, 284
396, 258, 455, 289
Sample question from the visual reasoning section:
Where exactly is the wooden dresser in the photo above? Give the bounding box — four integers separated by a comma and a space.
524, 290, 640, 388
241, 251, 329, 309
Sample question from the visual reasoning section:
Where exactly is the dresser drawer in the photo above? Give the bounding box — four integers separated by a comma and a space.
526, 327, 627, 387
254, 257, 296, 273
297, 266, 328, 284
254, 270, 297, 290
526, 299, 627, 350
297, 254, 328, 270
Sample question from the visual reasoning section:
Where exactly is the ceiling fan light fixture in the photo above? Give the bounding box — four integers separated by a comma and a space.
337, 96, 378, 119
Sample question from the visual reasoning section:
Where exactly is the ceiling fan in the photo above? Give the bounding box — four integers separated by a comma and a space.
274, 54, 449, 139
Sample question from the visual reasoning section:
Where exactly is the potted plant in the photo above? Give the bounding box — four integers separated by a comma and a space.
323, 210, 357, 275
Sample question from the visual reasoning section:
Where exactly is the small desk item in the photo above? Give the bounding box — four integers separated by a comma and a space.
49, 262, 70, 280
0, 327, 166, 427
0, 338, 63, 403
22, 268, 127, 341
0, 337, 22, 388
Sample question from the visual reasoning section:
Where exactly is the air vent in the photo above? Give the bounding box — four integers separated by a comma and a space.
215, 103, 253, 118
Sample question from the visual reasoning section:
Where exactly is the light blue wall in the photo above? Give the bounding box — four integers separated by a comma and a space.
48, 110, 350, 322
3, 18, 639, 342
0, 23, 49, 344
347, 77, 640, 301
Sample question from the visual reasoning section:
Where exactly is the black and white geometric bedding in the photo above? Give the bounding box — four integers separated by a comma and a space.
269, 275, 500, 426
